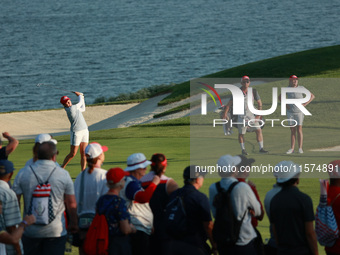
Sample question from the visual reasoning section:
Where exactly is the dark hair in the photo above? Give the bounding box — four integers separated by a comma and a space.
37, 142, 57, 160
150, 153, 167, 176
278, 178, 299, 187
86, 157, 100, 174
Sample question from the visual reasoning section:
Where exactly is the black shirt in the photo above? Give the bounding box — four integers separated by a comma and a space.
270, 186, 315, 255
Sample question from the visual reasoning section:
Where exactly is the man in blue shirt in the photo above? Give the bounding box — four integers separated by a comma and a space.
60, 92, 89, 171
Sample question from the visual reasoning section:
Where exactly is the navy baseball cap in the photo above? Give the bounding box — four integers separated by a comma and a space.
0, 160, 15, 175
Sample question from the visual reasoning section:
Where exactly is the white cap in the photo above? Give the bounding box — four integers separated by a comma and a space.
35, 134, 57, 145
217, 155, 242, 172
275, 161, 301, 183
125, 153, 151, 172
85, 142, 108, 159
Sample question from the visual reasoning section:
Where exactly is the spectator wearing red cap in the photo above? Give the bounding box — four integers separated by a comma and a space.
279, 75, 315, 154
325, 160, 340, 255
60, 91, 89, 170
222, 76, 268, 156
120, 153, 160, 255
0, 132, 19, 160
73, 142, 109, 254
96, 168, 136, 255
143, 153, 178, 255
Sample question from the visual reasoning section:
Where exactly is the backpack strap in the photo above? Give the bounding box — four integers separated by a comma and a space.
78, 170, 86, 214
30, 165, 57, 184
330, 193, 340, 206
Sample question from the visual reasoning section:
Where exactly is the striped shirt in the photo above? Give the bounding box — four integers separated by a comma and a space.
0, 180, 23, 255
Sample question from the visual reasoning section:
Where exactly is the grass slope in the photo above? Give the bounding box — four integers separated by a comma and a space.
159, 45, 340, 106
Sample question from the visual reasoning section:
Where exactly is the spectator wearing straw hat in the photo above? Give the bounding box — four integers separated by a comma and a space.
73, 142, 109, 254
325, 160, 340, 255
96, 167, 136, 255
120, 153, 160, 255
270, 161, 318, 255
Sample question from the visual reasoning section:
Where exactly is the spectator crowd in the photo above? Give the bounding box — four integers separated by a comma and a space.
0, 131, 338, 255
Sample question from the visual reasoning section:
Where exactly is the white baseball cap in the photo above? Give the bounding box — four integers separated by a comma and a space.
35, 134, 57, 145
275, 161, 301, 183
125, 153, 151, 172
85, 142, 108, 159
217, 154, 242, 172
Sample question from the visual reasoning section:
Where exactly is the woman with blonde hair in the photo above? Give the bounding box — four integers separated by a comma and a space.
74, 142, 109, 254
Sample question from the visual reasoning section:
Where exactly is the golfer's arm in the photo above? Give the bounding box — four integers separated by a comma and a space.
76, 95, 86, 112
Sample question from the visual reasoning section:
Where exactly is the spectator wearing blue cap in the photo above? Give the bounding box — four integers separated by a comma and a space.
0, 160, 23, 255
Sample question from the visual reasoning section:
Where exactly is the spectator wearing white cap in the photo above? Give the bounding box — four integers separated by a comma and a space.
263, 165, 282, 255
96, 167, 136, 255
209, 154, 261, 255
24, 134, 58, 167
73, 142, 109, 255
0, 132, 19, 160
324, 160, 340, 255
270, 161, 318, 255
279, 75, 315, 154
221, 76, 268, 156
120, 153, 160, 255
60, 91, 89, 171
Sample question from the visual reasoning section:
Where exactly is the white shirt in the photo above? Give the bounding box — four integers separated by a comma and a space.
74, 167, 108, 215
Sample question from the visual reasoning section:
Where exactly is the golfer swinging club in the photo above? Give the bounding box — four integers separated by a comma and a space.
60, 91, 89, 171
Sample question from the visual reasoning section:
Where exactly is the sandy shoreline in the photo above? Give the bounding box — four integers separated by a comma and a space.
0, 93, 191, 141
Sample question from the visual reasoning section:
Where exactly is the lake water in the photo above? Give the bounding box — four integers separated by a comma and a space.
1, 0, 339, 112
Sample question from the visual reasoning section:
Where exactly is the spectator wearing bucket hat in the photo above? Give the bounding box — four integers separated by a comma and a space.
270, 161, 318, 255
73, 142, 109, 254
24, 134, 58, 167
0, 132, 19, 160
60, 91, 89, 171
324, 160, 340, 255
0, 160, 24, 255
209, 155, 261, 255
263, 166, 282, 255
164, 165, 216, 255
96, 168, 136, 255
120, 153, 160, 255
279, 75, 315, 154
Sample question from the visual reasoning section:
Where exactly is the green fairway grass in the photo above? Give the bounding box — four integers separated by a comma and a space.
9, 45, 340, 254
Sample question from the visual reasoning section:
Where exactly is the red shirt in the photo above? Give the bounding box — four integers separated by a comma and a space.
238, 178, 264, 227
325, 185, 340, 254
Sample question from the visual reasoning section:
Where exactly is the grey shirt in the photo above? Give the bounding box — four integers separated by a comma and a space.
65, 95, 88, 132
13, 160, 74, 238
